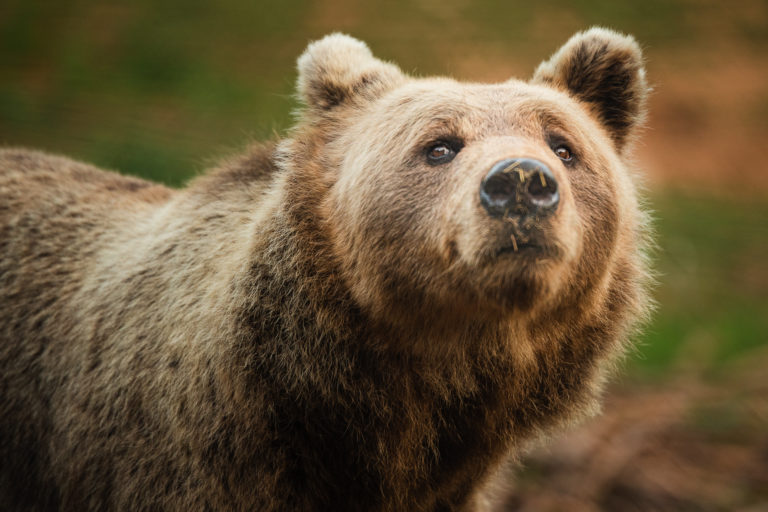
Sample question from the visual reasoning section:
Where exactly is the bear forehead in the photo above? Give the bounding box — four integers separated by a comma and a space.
365, 78, 601, 144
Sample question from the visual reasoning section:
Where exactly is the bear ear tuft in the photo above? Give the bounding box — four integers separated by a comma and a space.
532, 28, 649, 150
297, 33, 404, 112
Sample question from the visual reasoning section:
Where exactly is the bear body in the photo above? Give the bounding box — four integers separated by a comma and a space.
0, 29, 650, 511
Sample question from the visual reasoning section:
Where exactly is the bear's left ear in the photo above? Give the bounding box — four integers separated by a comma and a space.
532, 28, 649, 150
297, 33, 404, 113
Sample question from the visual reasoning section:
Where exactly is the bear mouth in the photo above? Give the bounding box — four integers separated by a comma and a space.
494, 232, 560, 260
497, 241, 542, 256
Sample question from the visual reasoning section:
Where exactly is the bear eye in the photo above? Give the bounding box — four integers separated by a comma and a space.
553, 145, 572, 162
426, 142, 458, 165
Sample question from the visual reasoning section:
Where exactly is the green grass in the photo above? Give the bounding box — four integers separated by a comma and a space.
631, 192, 768, 377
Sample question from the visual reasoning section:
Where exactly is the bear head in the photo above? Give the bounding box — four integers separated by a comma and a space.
284, 29, 649, 340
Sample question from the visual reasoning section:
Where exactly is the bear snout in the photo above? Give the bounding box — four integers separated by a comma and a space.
479, 158, 560, 219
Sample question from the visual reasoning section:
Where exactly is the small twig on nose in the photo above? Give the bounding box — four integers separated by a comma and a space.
539, 171, 547, 187
501, 162, 524, 183
501, 162, 520, 172
510, 233, 518, 252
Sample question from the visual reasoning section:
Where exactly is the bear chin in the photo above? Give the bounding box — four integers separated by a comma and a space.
464, 259, 561, 315
497, 273, 553, 312
478, 238, 565, 298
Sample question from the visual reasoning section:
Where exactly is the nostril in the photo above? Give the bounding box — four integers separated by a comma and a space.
480, 159, 520, 217
526, 170, 559, 209
483, 173, 516, 203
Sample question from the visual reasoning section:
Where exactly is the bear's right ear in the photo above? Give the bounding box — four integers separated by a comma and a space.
297, 34, 404, 112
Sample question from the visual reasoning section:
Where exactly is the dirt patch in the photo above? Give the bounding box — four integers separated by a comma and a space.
501, 355, 768, 511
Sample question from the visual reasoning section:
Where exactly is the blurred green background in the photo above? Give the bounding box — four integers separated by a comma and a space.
1, 0, 767, 508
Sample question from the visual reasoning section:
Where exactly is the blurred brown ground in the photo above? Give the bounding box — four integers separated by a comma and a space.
504, 352, 768, 511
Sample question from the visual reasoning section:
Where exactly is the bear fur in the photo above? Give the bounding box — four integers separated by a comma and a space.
0, 28, 650, 511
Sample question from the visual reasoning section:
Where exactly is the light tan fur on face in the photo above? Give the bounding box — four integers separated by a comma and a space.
324, 75, 639, 338
1, 28, 651, 511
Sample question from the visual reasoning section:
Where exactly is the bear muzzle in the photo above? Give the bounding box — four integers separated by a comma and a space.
478, 158, 561, 256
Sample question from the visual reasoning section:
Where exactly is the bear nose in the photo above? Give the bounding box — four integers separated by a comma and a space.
479, 158, 559, 218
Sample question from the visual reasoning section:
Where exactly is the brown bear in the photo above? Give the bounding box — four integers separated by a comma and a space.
0, 28, 651, 511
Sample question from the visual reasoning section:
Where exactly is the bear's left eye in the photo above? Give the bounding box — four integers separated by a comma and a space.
553, 146, 572, 162
426, 142, 458, 165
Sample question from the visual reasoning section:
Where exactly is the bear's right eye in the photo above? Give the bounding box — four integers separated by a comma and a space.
426, 142, 458, 165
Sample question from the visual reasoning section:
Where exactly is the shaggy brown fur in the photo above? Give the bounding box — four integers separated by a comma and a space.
0, 28, 651, 511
